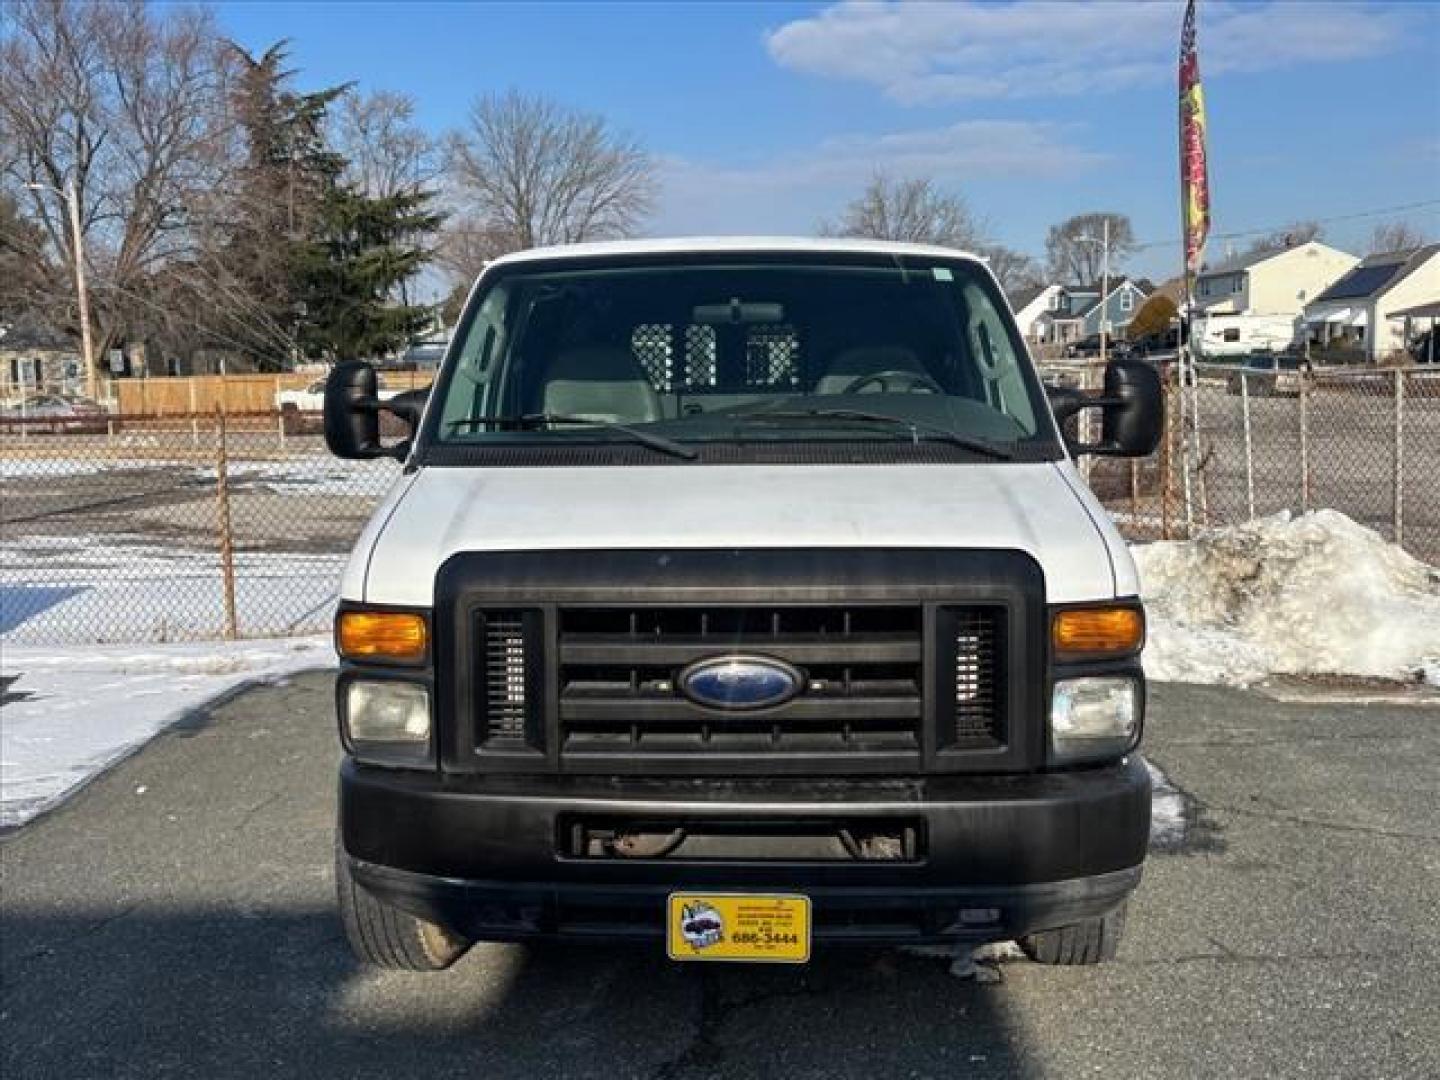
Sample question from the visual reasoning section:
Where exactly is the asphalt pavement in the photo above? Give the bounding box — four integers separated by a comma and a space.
3, 673, 1438, 1079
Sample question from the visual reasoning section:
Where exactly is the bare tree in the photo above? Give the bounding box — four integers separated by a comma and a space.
333, 88, 438, 200
435, 216, 513, 286
1045, 212, 1135, 285
0, 0, 234, 359
980, 244, 1043, 293
821, 174, 987, 249
1243, 219, 1323, 257
1367, 220, 1429, 254
445, 89, 656, 269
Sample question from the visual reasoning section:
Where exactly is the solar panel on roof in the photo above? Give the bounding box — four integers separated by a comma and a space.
1321, 263, 1402, 300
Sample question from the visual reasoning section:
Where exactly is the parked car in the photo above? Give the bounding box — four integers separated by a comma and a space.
322, 237, 1164, 974
1130, 327, 1181, 356
1064, 334, 1132, 360
275, 376, 400, 412
275, 379, 329, 412
0, 393, 108, 433
1227, 353, 1305, 396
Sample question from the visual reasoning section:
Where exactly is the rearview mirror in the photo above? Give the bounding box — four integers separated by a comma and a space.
692, 300, 784, 325
1048, 358, 1163, 458
324, 361, 414, 461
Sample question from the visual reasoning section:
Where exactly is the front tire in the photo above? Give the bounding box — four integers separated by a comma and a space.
1019, 901, 1127, 966
335, 841, 472, 970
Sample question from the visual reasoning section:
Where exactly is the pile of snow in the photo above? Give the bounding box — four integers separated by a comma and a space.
1, 636, 333, 827
1134, 510, 1440, 687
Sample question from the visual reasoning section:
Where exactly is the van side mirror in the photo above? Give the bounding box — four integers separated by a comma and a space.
324, 361, 415, 461
1048, 358, 1163, 458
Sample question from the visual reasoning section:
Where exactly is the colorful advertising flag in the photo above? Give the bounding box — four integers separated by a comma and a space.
1179, 0, 1210, 283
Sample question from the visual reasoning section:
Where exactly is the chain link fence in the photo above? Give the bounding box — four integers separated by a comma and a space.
1044, 358, 1440, 564
4, 363, 1437, 645
1, 409, 400, 643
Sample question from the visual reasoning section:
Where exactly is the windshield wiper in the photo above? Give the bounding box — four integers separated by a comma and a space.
446, 413, 698, 460
732, 408, 1013, 460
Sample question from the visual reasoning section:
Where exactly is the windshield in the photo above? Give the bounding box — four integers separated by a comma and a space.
424, 254, 1059, 463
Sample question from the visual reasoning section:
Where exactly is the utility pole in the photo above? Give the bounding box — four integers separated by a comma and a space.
1071, 224, 1112, 364
1099, 216, 1111, 367
28, 177, 99, 398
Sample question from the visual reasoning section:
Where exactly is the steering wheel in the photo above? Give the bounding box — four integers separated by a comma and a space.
843, 369, 944, 394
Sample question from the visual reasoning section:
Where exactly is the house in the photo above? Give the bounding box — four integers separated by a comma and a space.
1029, 279, 1151, 344
1194, 241, 1358, 319
1303, 245, 1440, 362
1031, 283, 1099, 345
1079, 278, 1151, 338
1008, 284, 1063, 342
0, 313, 80, 403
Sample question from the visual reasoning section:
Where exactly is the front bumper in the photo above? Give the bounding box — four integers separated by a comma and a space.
339, 755, 1151, 945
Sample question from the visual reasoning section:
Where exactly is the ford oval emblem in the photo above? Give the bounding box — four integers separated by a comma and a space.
678, 655, 803, 711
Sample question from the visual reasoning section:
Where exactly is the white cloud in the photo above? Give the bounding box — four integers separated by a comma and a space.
649, 119, 1105, 236
765, 1, 1415, 103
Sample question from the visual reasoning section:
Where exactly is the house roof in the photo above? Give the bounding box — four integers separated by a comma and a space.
1312, 244, 1439, 304
1071, 277, 1149, 318
1196, 247, 1285, 279
1388, 300, 1440, 320
1008, 284, 1049, 311
0, 312, 70, 350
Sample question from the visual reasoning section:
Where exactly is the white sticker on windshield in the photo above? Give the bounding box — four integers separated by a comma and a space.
932, 267, 953, 281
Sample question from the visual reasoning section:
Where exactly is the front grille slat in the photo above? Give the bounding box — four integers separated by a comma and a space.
558, 636, 921, 666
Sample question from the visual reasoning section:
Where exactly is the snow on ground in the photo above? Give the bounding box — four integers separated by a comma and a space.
1, 534, 345, 640
0, 636, 333, 827
1146, 760, 1188, 850
192, 456, 397, 495
0, 457, 133, 479
1135, 510, 1440, 687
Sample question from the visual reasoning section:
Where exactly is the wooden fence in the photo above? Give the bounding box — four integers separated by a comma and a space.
111, 371, 434, 416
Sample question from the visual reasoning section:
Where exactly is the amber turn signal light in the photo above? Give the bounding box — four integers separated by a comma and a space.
1052, 606, 1144, 658
337, 610, 428, 663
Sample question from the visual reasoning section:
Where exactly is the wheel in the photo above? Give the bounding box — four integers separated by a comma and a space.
335, 839, 472, 970
1018, 901, 1127, 966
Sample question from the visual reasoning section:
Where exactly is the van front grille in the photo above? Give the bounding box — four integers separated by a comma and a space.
445, 548, 1041, 775
556, 606, 927, 759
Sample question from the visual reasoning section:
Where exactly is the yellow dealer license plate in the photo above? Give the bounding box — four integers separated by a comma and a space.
667, 893, 811, 963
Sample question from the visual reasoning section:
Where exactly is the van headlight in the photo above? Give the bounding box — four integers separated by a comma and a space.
1050, 677, 1140, 764
344, 680, 431, 764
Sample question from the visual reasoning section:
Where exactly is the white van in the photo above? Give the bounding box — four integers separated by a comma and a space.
1194, 312, 1299, 358
322, 238, 1163, 973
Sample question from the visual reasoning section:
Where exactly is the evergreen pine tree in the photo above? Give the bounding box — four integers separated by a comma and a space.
294, 186, 443, 360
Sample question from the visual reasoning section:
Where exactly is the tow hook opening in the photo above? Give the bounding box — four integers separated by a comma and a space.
563, 819, 922, 862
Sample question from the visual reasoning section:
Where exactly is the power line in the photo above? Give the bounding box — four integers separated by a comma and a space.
1132, 197, 1440, 252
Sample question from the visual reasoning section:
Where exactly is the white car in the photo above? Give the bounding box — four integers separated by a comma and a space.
319, 237, 1164, 974
275, 376, 398, 412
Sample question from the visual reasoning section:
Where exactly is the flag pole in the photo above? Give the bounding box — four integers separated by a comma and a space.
1178, 0, 1212, 534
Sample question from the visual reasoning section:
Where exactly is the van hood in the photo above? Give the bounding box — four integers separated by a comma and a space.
351, 462, 1132, 606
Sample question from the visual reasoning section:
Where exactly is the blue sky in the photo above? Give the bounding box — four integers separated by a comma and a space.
215, 1, 1440, 282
